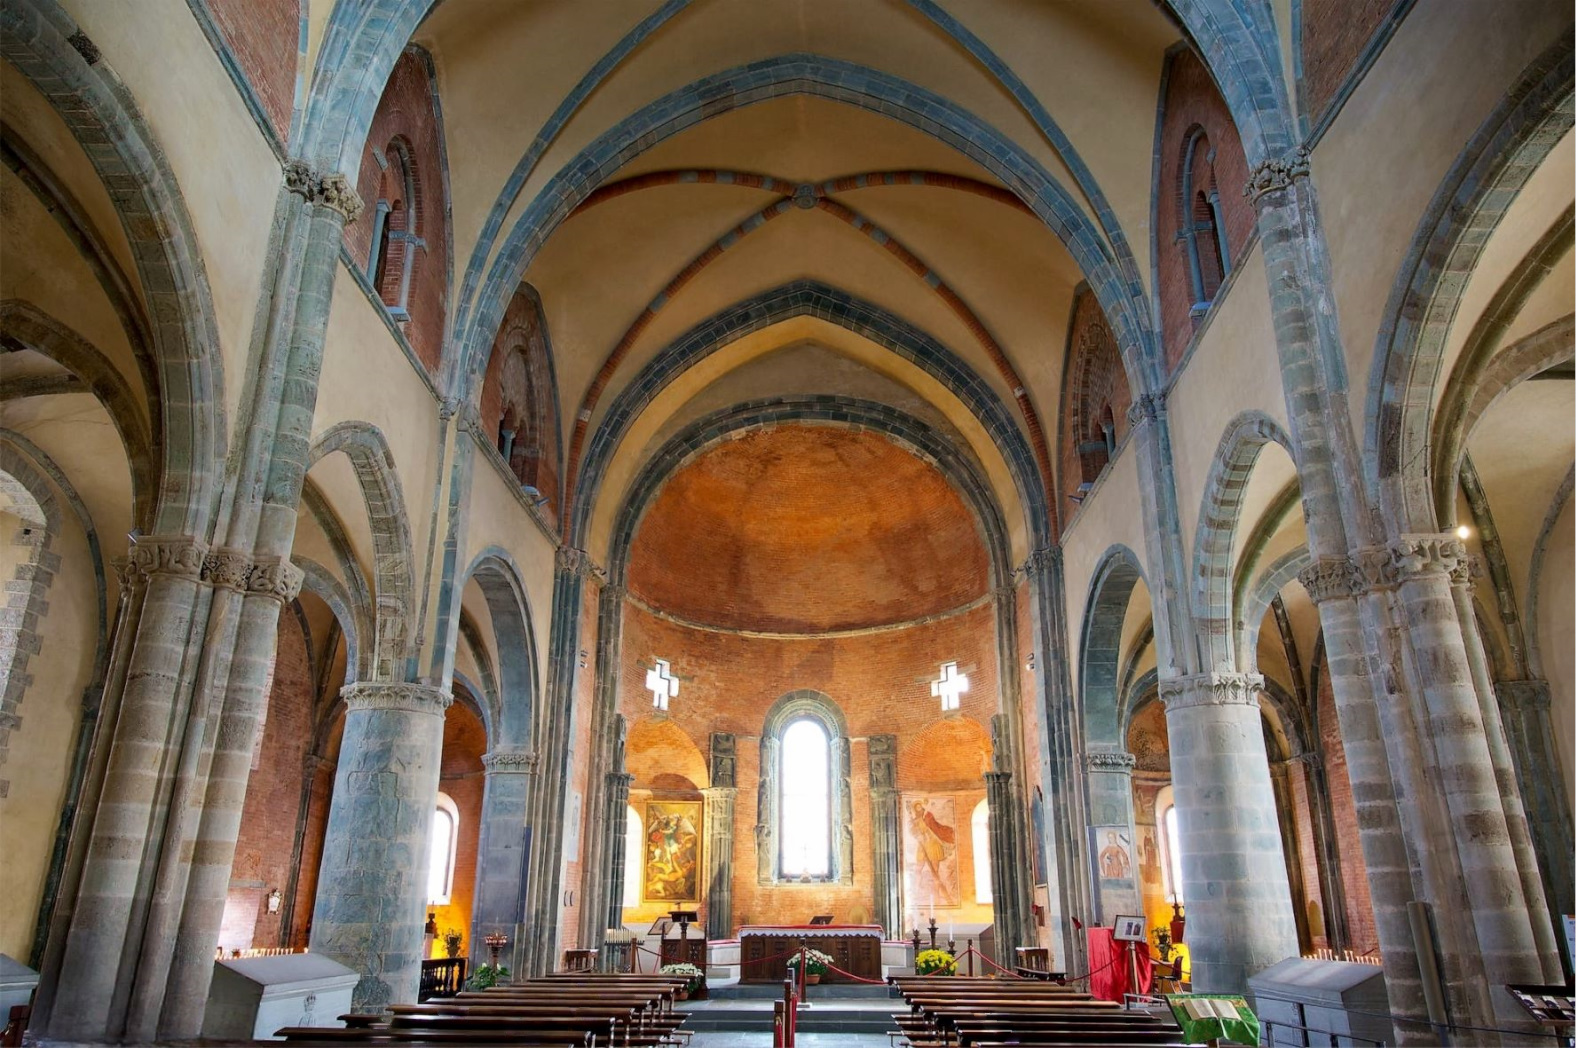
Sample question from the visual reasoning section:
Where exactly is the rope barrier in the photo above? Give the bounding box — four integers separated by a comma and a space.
817, 958, 888, 985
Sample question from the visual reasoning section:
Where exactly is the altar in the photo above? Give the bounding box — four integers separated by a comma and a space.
738, 925, 884, 983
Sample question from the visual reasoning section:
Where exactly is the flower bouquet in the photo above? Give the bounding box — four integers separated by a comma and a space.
915, 948, 957, 976
787, 947, 834, 984
659, 962, 705, 997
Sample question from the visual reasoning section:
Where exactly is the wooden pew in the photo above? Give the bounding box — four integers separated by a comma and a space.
888, 975, 1184, 1048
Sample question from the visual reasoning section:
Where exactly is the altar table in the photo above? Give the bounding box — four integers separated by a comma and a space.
738, 925, 885, 983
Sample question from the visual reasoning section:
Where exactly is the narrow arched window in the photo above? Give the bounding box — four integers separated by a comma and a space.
622, 805, 643, 908
1161, 803, 1184, 901
780, 718, 831, 879
428, 792, 459, 905
368, 139, 420, 320
1180, 129, 1230, 319
971, 799, 992, 905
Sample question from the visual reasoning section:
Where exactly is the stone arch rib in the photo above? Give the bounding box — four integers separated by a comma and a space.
1366, 38, 1574, 532
1191, 411, 1295, 671
308, 421, 415, 680
458, 546, 540, 749
1077, 544, 1147, 751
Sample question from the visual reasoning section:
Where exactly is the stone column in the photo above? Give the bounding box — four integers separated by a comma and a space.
1387, 534, 1548, 1014
473, 749, 536, 976
1159, 672, 1298, 993
868, 734, 902, 938
984, 770, 1025, 961
754, 734, 779, 883
1448, 560, 1560, 979
310, 682, 452, 1012
1496, 678, 1575, 931
44, 535, 209, 1043
834, 734, 854, 884
603, 772, 634, 934
703, 733, 737, 940
1084, 749, 1139, 922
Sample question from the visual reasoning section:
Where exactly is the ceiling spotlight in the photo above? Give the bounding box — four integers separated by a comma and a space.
1456, 525, 1471, 540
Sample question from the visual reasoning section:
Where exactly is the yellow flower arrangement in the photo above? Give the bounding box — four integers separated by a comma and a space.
915, 948, 957, 976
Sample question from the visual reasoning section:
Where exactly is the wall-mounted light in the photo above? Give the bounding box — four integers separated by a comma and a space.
578, 649, 589, 669
1025, 652, 1036, 672
1456, 524, 1471, 540
266, 889, 282, 914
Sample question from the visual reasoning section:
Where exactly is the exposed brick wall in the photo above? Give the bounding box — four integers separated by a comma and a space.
1300, 0, 1398, 123
1155, 48, 1257, 373
205, 0, 298, 143
1059, 291, 1132, 518
1284, 762, 1330, 951
1316, 666, 1378, 952
290, 714, 343, 948
342, 49, 449, 378
618, 594, 1002, 933
478, 286, 561, 521
224, 604, 315, 951
628, 427, 989, 633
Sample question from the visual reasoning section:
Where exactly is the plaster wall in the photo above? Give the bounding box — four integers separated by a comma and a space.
1535, 494, 1574, 800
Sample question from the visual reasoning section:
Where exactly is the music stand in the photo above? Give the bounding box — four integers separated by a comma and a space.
808, 915, 834, 926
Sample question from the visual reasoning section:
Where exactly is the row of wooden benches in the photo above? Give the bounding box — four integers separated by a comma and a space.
275, 973, 694, 1047
887, 975, 1187, 1047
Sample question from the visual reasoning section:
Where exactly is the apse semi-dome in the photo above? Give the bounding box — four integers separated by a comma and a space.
627, 425, 989, 633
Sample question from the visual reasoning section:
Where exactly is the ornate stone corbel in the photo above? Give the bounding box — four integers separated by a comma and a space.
1244, 147, 1311, 203
111, 554, 139, 594
128, 534, 207, 580
1447, 551, 1485, 588
555, 545, 606, 583
340, 681, 453, 715
482, 748, 538, 773
284, 160, 365, 223
1297, 557, 1359, 605
247, 557, 305, 603
1352, 546, 1397, 593
1158, 671, 1264, 711
1085, 749, 1138, 772
1018, 545, 1058, 579
1389, 533, 1466, 582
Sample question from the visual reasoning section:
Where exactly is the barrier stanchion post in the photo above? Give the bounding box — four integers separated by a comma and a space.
967, 939, 974, 977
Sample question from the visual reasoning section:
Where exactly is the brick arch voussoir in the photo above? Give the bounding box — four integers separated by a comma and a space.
1192, 410, 1295, 671
0, 0, 227, 539
308, 421, 416, 681
1367, 39, 1574, 533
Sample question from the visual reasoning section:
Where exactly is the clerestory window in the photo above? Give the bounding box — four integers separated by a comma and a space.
780, 718, 831, 879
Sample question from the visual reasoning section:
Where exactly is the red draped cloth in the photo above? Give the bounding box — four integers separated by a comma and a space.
1086, 927, 1153, 1002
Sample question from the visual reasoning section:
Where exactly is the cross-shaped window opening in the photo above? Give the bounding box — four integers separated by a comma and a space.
931, 661, 969, 711
646, 658, 679, 711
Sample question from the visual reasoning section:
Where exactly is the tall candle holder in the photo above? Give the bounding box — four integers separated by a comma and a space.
927, 916, 939, 949
484, 931, 509, 967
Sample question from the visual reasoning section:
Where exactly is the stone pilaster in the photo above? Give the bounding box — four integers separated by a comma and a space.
703, 733, 737, 940
1495, 678, 1575, 932
868, 734, 902, 938
474, 748, 536, 975
983, 770, 1024, 961
310, 682, 452, 1012
602, 772, 634, 934
1083, 748, 1139, 922
1159, 672, 1298, 994
755, 734, 778, 883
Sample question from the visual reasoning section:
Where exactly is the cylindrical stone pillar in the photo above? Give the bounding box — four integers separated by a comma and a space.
603, 772, 634, 934
1448, 560, 1560, 979
1084, 749, 1139, 922
310, 681, 452, 1012
984, 770, 1024, 961
1388, 534, 1547, 1020
1160, 672, 1298, 993
1495, 678, 1575, 931
475, 749, 537, 975
868, 735, 902, 938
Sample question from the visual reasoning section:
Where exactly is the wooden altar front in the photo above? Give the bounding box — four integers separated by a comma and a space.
738, 925, 884, 983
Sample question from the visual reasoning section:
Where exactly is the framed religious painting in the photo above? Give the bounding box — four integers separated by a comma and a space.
643, 801, 702, 902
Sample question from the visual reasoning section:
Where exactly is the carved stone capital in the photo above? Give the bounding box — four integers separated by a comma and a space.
128, 534, 207, 580
1447, 552, 1485, 588
201, 548, 252, 592
341, 681, 453, 716
555, 546, 605, 582
1158, 671, 1264, 711
284, 160, 365, 223
1126, 393, 1164, 429
248, 557, 305, 603
1390, 533, 1466, 582
1018, 545, 1058, 579
1245, 147, 1311, 203
483, 748, 538, 773
1086, 749, 1137, 772
1352, 547, 1397, 593
111, 555, 139, 594
1297, 557, 1360, 604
